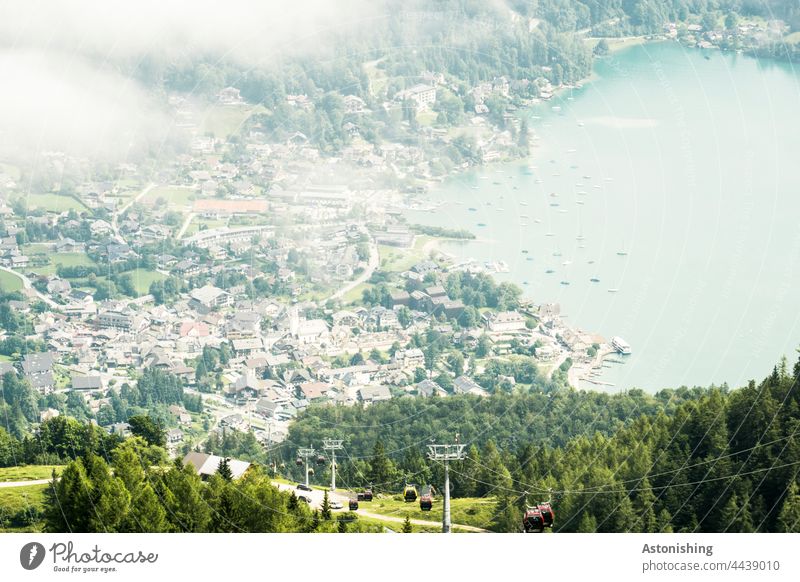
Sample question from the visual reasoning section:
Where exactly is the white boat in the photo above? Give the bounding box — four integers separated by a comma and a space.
611, 336, 631, 355
607, 288, 619, 293
520, 202, 529, 206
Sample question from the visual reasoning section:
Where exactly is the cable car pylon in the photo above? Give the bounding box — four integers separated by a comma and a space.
427, 435, 466, 533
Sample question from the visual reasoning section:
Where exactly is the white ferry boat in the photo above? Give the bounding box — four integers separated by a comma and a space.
611, 336, 632, 355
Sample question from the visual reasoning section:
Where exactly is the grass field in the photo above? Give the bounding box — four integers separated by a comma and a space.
143, 186, 196, 208
25, 252, 97, 277
127, 268, 168, 296
0, 483, 48, 531
23, 193, 88, 212
343, 282, 372, 305
199, 104, 267, 139
0, 269, 23, 292
0, 465, 63, 482
363, 494, 495, 530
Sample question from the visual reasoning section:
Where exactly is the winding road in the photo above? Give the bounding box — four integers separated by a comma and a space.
0, 266, 60, 308
111, 182, 157, 244
326, 241, 379, 302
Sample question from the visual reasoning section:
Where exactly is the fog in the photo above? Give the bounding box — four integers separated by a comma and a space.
0, 0, 380, 164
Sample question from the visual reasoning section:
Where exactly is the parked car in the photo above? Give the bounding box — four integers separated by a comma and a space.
296, 483, 312, 492
330, 501, 343, 510
298, 495, 311, 504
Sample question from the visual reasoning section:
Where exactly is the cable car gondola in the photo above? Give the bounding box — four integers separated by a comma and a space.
349, 499, 359, 511
308, 468, 315, 476
316, 455, 326, 466
363, 489, 373, 502
523, 507, 545, 533
295, 457, 303, 466
419, 485, 433, 511
403, 484, 418, 502
538, 502, 554, 528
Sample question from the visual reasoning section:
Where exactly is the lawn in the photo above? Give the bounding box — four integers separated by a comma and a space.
142, 186, 196, 208
363, 494, 495, 530
343, 282, 373, 305
25, 252, 97, 277
184, 217, 229, 237
23, 193, 88, 213
0, 269, 23, 292
199, 104, 267, 139
127, 268, 168, 296
0, 483, 48, 532
0, 465, 63, 482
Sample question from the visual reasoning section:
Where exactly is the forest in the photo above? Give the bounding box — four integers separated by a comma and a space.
285, 353, 800, 532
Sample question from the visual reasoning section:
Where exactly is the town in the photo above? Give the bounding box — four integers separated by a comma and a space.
0, 67, 620, 462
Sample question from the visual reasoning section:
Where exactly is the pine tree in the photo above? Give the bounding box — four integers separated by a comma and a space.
217, 457, 233, 482
402, 515, 413, 533
338, 517, 348, 533
83, 454, 131, 532
657, 508, 674, 533
777, 481, 800, 532
369, 440, 395, 492
126, 483, 169, 532
576, 512, 598, 532
321, 490, 332, 521
490, 493, 522, 532
157, 462, 211, 532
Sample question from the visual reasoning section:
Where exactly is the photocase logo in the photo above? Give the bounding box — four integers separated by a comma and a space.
20, 542, 46, 570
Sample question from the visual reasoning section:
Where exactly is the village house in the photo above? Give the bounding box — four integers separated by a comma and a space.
183, 452, 251, 480
484, 311, 527, 333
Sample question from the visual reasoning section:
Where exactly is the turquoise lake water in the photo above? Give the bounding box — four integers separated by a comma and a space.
406, 41, 800, 392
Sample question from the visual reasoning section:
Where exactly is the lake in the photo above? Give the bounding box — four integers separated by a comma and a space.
406, 41, 800, 392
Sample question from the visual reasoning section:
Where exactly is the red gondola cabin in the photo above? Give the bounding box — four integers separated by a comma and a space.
538, 502, 554, 528
523, 507, 545, 533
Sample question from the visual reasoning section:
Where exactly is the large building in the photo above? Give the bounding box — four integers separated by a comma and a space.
183, 226, 271, 249
189, 285, 233, 310
398, 84, 437, 110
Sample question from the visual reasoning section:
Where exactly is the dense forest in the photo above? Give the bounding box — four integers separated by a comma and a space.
286, 353, 800, 532
43, 438, 372, 533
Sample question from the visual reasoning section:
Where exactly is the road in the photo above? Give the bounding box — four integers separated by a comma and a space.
326, 241, 379, 302
111, 182, 157, 243
175, 212, 196, 240
355, 508, 488, 532
0, 479, 51, 488
0, 266, 60, 309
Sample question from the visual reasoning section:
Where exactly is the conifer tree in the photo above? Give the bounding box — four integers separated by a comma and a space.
402, 515, 413, 533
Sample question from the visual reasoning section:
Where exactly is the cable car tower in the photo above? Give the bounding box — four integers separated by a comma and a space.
322, 438, 343, 491
297, 447, 316, 487
427, 436, 466, 533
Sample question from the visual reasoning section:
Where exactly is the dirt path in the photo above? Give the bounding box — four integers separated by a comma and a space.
356, 508, 488, 532
0, 479, 51, 488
